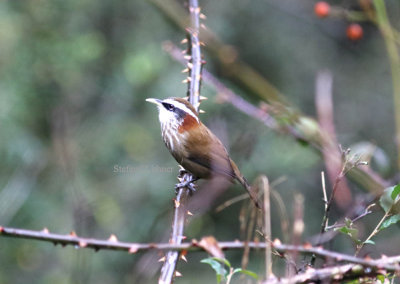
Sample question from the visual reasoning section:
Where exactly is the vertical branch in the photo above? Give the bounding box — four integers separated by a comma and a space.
159, 1, 203, 283
262, 176, 272, 280
315, 70, 352, 209
287, 194, 304, 277
159, 186, 190, 284
373, 0, 400, 170
187, 0, 202, 109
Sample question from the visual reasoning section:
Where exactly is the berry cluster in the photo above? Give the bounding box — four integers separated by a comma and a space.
314, 1, 363, 41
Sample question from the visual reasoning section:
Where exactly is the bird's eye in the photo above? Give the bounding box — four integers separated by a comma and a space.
163, 103, 175, 111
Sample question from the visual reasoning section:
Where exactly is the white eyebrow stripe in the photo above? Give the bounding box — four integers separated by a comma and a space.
163, 99, 199, 122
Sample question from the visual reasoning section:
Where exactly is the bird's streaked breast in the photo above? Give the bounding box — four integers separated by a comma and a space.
161, 120, 184, 153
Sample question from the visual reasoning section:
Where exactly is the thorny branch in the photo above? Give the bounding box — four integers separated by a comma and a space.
159, 1, 203, 283
1, 226, 400, 274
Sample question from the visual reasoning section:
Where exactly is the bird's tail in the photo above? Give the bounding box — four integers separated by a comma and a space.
240, 176, 262, 209
230, 159, 262, 209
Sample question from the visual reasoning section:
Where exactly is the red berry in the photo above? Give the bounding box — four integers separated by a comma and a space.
346, 23, 363, 41
314, 2, 330, 18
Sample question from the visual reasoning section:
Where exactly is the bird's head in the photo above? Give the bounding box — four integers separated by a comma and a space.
146, 97, 200, 134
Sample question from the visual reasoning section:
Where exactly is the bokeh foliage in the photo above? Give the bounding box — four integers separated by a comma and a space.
0, 0, 399, 283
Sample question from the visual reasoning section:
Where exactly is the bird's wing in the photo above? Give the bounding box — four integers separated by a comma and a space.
187, 153, 235, 179
185, 125, 235, 179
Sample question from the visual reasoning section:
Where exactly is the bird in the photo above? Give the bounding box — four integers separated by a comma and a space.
146, 97, 261, 208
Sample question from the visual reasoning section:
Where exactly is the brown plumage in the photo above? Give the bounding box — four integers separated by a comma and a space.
146, 97, 260, 208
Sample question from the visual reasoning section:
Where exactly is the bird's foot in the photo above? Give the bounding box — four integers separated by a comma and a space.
175, 170, 198, 195
176, 167, 198, 194
175, 180, 197, 194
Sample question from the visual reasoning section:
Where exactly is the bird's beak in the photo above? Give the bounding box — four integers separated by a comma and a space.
145, 98, 162, 105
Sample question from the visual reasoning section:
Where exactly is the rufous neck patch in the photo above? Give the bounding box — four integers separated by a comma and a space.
178, 114, 199, 133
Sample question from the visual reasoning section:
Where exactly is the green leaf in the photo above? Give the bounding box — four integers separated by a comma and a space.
201, 258, 228, 283
391, 184, 400, 201
380, 214, 400, 230
336, 225, 361, 244
377, 274, 385, 283
218, 257, 232, 268
364, 239, 375, 245
232, 268, 259, 280
380, 186, 400, 213
206, 257, 231, 268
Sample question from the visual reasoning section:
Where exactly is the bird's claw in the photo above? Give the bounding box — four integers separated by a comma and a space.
175, 180, 197, 195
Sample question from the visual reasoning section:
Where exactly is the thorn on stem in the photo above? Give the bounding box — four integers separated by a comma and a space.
129, 245, 139, 254
108, 234, 118, 242
181, 254, 188, 262
175, 271, 183, 277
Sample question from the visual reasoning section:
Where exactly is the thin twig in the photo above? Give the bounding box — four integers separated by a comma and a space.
325, 204, 375, 230
355, 209, 391, 256
318, 151, 369, 237
321, 171, 328, 212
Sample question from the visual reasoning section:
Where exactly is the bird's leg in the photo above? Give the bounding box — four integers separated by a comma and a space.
178, 167, 188, 177
176, 168, 198, 194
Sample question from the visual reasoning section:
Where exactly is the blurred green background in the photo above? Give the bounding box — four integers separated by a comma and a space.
0, 0, 399, 283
